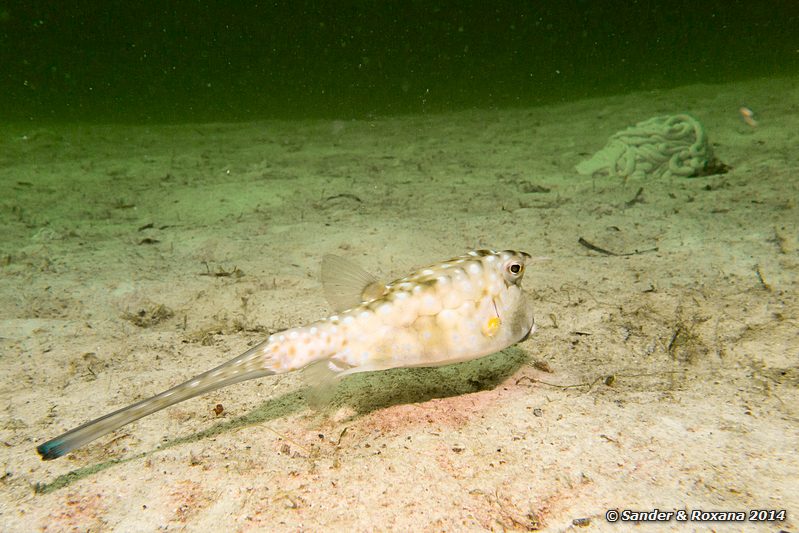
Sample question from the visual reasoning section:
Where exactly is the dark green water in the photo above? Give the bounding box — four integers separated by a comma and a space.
1, 1, 797, 123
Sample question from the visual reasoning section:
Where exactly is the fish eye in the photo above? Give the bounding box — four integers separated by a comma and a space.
501, 256, 526, 284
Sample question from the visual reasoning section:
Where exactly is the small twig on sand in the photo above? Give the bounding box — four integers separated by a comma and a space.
516, 371, 680, 393
754, 264, 772, 291
578, 237, 658, 257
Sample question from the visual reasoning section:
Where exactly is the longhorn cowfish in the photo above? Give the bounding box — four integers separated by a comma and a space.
37, 249, 535, 460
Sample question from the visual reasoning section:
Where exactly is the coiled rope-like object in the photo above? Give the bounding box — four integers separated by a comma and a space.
576, 114, 714, 179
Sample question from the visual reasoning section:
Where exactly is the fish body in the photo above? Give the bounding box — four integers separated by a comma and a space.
37, 249, 535, 460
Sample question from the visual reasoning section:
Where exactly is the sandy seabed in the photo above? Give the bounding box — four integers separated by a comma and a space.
1, 76, 797, 532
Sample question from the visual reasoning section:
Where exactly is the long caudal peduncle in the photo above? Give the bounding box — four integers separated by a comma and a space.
36, 341, 275, 460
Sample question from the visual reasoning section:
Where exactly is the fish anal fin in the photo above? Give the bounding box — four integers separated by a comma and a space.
301, 359, 343, 409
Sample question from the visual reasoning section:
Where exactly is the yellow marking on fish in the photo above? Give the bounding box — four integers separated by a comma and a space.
483, 316, 502, 337
36, 249, 536, 461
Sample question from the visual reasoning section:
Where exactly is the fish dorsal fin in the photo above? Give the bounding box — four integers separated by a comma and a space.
321, 254, 386, 312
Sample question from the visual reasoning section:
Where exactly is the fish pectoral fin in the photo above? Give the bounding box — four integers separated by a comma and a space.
321, 254, 386, 312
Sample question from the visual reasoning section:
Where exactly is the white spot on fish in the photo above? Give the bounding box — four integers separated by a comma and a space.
437, 308, 457, 328
419, 294, 442, 315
